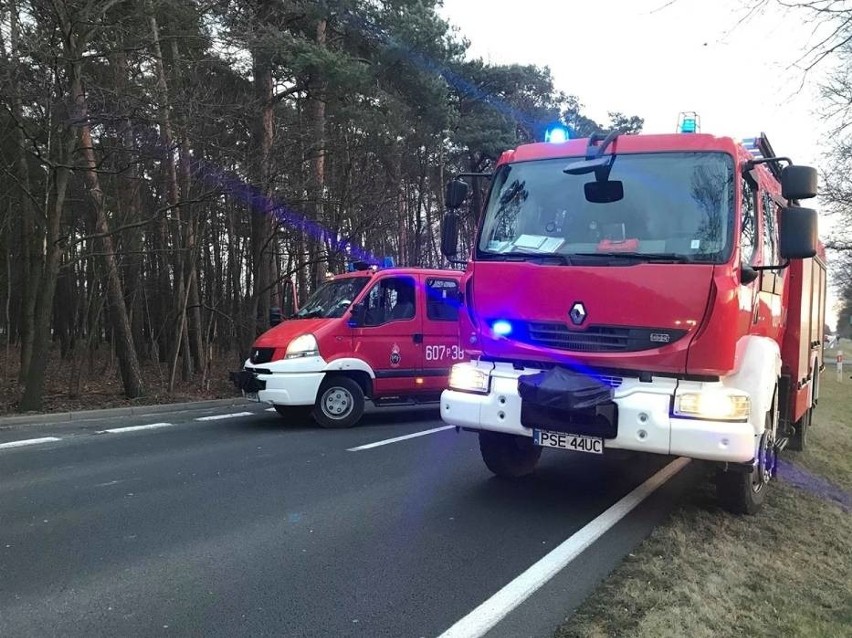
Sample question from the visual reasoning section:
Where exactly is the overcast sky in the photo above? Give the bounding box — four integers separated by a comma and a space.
440, 0, 841, 325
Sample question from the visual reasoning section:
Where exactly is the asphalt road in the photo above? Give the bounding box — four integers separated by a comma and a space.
0, 402, 700, 638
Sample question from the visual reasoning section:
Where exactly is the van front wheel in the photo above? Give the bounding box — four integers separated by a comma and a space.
313, 376, 365, 428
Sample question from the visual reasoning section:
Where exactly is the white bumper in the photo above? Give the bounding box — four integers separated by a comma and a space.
243, 356, 326, 406
441, 362, 757, 463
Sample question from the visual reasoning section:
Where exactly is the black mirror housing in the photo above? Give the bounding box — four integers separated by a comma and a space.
779, 206, 818, 259
445, 180, 469, 209
441, 213, 460, 258
564, 156, 611, 175
781, 165, 818, 200
584, 180, 624, 203
347, 302, 366, 328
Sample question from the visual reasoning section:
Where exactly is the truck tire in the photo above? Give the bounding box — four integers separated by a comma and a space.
479, 431, 542, 478
717, 392, 778, 515
273, 405, 312, 422
313, 376, 365, 429
788, 407, 810, 451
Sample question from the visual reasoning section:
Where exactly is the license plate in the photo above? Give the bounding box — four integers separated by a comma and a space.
244, 391, 259, 402
533, 429, 603, 454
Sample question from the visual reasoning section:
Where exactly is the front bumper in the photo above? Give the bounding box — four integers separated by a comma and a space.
231, 356, 326, 407
440, 362, 757, 463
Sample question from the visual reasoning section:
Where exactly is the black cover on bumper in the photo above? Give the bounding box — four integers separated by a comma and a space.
518, 367, 618, 438
230, 369, 266, 393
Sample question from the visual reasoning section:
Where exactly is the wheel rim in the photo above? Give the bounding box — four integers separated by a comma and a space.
753, 430, 776, 493
321, 386, 354, 420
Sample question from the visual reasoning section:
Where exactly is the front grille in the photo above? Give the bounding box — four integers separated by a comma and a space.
521, 322, 687, 353
593, 374, 623, 388
250, 347, 275, 364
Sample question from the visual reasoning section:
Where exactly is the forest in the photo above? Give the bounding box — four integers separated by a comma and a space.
0, 0, 643, 412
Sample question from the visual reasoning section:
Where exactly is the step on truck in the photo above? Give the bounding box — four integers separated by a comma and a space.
232, 263, 466, 428
439, 118, 826, 514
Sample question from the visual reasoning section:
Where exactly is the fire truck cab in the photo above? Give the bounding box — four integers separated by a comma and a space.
439, 120, 825, 514
232, 265, 466, 428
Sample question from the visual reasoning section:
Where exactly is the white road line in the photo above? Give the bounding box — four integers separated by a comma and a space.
194, 411, 254, 421
97, 422, 173, 434
265, 407, 276, 412
436, 456, 691, 638
347, 425, 455, 451
0, 437, 62, 450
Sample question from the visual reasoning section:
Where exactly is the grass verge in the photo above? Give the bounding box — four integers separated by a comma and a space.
556, 373, 852, 638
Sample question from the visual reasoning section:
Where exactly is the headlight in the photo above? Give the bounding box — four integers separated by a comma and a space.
673, 389, 750, 421
285, 334, 319, 359
448, 364, 490, 394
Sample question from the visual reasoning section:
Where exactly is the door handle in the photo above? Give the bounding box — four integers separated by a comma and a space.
413, 333, 423, 344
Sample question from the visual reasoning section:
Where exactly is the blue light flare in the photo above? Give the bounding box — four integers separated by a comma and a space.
544, 124, 570, 143
492, 320, 513, 336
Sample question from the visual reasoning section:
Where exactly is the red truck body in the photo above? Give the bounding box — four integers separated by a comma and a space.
441, 129, 825, 513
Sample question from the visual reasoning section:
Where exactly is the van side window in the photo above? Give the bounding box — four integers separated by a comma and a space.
740, 178, 757, 265
761, 191, 779, 266
426, 278, 460, 322
363, 276, 416, 326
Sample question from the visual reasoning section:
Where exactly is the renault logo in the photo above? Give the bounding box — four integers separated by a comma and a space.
569, 302, 587, 326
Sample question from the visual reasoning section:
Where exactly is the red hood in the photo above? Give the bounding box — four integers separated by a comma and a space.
252, 318, 334, 350
471, 261, 715, 375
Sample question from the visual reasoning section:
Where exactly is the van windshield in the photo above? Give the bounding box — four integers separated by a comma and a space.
294, 278, 370, 319
478, 152, 735, 264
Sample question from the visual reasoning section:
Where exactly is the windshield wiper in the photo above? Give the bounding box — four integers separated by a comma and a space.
295, 309, 324, 319
572, 252, 695, 263
481, 252, 572, 265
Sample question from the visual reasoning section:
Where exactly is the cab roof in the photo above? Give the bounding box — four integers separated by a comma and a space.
331, 267, 462, 281
502, 133, 742, 166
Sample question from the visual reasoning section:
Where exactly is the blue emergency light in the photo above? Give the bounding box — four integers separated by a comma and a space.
381, 256, 395, 268
677, 111, 700, 134
544, 124, 570, 143
491, 320, 513, 337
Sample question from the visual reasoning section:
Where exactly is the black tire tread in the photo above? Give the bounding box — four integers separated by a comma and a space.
479, 431, 542, 478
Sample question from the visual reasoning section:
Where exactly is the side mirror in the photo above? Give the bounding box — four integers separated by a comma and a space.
564, 156, 611, 175
441, 212, 460, 258
781, 165, 818, 200
779, 206, 818, 259
445, 179, 469, 209
347, 301, 366, 327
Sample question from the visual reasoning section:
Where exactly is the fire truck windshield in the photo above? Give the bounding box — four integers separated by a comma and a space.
478, 152, 735, 264
294, 277, 370, 319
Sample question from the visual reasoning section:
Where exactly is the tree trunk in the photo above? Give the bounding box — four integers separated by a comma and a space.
146, 0, 191, 379
9, 0, 41, 383
20, 128, 74, 411
64, 11, 144, 399
113, 46, 147, 360
307, 18, 328, 290
248, 4, 278, 346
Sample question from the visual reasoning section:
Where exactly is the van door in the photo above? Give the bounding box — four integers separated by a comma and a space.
419, 274, 465, 393
352, 274, 423, 396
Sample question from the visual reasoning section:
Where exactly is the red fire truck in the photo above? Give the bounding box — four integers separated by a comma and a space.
439, 121, 825, 514
232, 264, 466, 428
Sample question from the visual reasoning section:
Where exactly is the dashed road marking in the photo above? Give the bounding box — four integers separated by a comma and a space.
347, 425, 454, 451
194, 412, 254, 422
0, 437, 62, 450
97, 423, 173, 434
